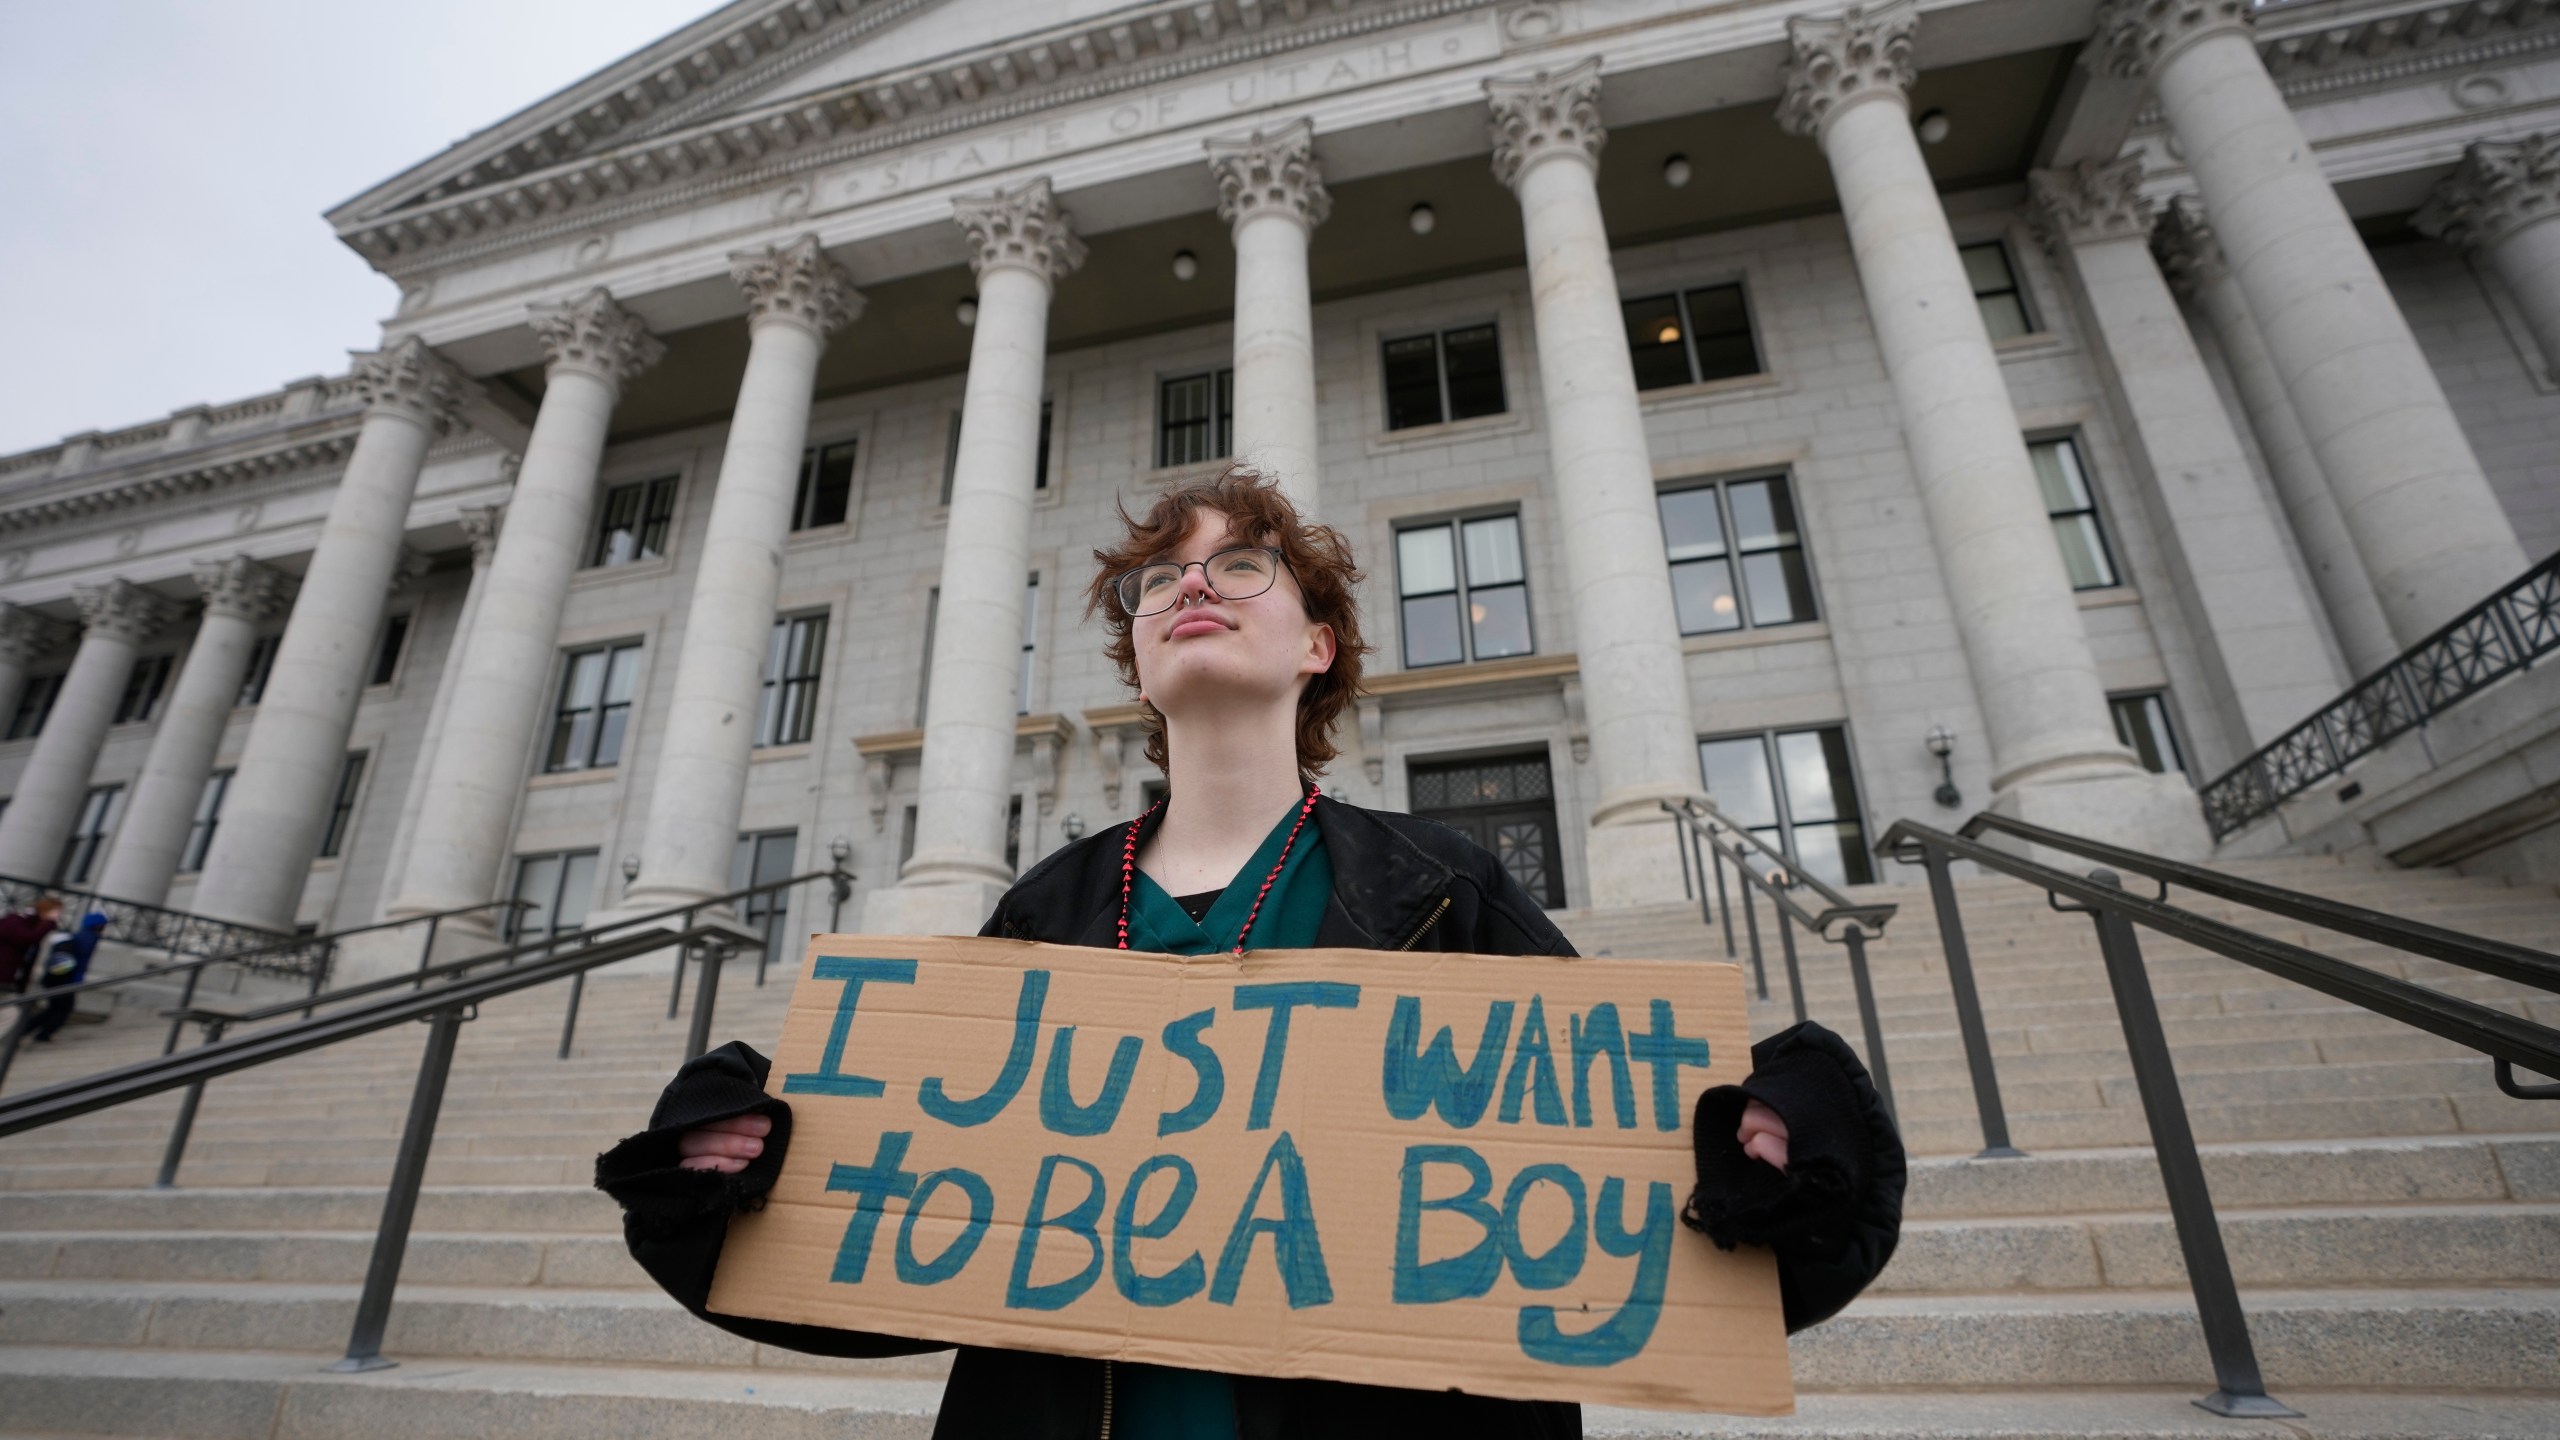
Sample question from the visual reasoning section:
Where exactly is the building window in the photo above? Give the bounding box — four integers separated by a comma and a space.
180, 770, 231, 873
1962, 241, 2033, 341
115, 654, 174, 725
8, 673, 63, 741
943, 402, 1054, 503
1622, 282, 1761, 391
237, 634, 280, 707
1396, 514, 1532, 668
317, 752, 366, 859
508, 850, 598, 941
2110, 692, 2186, 775
588, 475, 678, 568
546, 641, 642, 772
731, 830, 798, 954
1383, 323, 1505, 431
794, 439, 857, 531
2031, 438, 2118, 590
1659, 477, 1817, 635
55, 785, 122, 886
1698, 726, 1873, 887
1157, 371, 1233, 468
757, 613, 828, 748
369, 614, 409, 687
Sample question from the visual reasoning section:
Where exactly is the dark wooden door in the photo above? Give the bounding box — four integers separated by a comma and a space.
1407, 753, 1565, 908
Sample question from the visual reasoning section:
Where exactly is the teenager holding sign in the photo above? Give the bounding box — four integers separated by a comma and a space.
599, 469, 1903, 1437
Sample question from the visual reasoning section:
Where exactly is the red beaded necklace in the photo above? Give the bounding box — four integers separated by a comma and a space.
1117, 785, 1321, 954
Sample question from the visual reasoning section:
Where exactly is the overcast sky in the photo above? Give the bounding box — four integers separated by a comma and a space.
0, 1, 716, 457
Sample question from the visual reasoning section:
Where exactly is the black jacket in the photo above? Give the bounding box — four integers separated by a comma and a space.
597, 797, 1904, 1439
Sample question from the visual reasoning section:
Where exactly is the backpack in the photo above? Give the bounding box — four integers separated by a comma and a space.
40, 937, 80, 984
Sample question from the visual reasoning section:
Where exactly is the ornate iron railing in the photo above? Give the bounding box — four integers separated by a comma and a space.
2198, 550, 2560, 839
0, 872, 322, 979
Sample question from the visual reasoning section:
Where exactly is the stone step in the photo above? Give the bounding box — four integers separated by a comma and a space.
0, 1280, 2550, 1390
0, 1186, 619, 1234
4, 1345, 2556, 1440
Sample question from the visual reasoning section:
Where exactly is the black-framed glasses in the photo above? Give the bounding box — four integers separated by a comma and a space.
1113, 547, 1286, 617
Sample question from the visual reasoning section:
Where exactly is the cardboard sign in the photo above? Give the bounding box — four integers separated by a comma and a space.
707, 936, 1791, 1416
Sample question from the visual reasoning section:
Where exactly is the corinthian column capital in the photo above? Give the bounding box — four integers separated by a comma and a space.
529, 287, 666, 390
2029, 157, 2154, 252
72, 579, 182, 646
2082, 0, 2252, 81
1207, 118, 1332, 233
1485, 58, 1605, 190
2414, 134, 2560, 253
2150, 194, 2228, 300
953, 178, 1087, 285
730, 235, 865, 339
191, 555, 296, 624
352, 336, 467, 431
1776, 1, 1918, 142
0, 603, 76, 666
460, 504, 508, 566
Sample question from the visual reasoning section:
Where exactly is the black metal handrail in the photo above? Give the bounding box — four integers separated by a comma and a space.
0, 897, 537, 1093
1662, 799, 1901, 1119
1963, 813, 2560, 997
1878, 815, 2560, 1419
2198, 549, 2560, 839
546, 864, 854, 1059
0, 919, 748, 1374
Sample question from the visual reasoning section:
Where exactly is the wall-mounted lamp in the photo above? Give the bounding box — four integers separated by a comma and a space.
620, 854, 642, 891
955, 297, 979, 327
1925, 725, 1962, 808
1060, 812, 1087, 843
1915, 108, 1951, 145
1171, 250, 1199, 281
1662, 153, 1692, 188
828, 835, 853, 868
1408, 202, 1437, 235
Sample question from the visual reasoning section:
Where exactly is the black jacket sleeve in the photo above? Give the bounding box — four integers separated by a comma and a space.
1681, 1020, 1905, 1332
593, 1040, 945, 1360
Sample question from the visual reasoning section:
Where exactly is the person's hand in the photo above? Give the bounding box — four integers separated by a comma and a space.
1737, 1098, 1789, 1173
676, 1112, 771, 1174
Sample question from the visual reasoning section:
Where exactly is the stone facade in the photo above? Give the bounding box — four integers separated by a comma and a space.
3, 0, 2558, 952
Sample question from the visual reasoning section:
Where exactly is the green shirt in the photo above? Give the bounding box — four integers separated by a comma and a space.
1115, 800, 1331, 1440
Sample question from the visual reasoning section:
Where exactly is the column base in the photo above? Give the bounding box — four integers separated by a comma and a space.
858, 876, 1014, 939
1583, 806, 1707, 910
329, 916, 500, 988
1986, 764, 2211, 864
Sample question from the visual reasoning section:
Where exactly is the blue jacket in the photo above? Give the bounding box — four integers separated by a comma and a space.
40, 913, 110, 987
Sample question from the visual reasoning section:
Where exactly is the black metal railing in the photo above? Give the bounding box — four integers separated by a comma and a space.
0, 871, 324, 978
2199, 550, 2560, 839
0, 920, 736, 1372
1662, 799, 1901, 1117
1878, 812, 2560, 1418
0, 898, 532, 1094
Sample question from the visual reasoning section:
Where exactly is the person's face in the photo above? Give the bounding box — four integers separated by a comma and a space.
34, 902, 58, 922
1129, 511, 1336, 723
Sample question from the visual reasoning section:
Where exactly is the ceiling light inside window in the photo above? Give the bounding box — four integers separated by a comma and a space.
1656, 323, 1682, 345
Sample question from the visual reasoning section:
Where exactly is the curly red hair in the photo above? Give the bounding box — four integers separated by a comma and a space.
1084, 466, 1369, 785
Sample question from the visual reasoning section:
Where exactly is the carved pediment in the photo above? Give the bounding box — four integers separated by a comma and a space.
331, 0, 1403, 272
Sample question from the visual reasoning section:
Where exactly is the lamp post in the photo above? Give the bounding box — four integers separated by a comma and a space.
1926, 726, 1962, 809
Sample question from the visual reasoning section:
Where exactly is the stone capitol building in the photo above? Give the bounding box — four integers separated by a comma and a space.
2, 0, 2557, 971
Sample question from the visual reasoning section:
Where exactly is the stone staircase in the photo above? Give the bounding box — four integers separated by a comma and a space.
0, 855, 2554, 1437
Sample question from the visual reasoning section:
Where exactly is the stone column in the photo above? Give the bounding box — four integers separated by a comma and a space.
191, 337, 464, 930
620, 238, 859, 916
862, 180, 1083, 936
1208, 120, 1328, 514
92, 559, 294, 906
375, 502, 505, 923
0, 581, 182, 880
0, 605, 75, 735
2153, 197, 2399, 677
2416, 134, 2560, 381
1782, 3, 2200, 851
1485, 60, 1704, 904
2031, 159, 2341, 751
2088, 0, 2524, 643
389, 291, 662, 929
